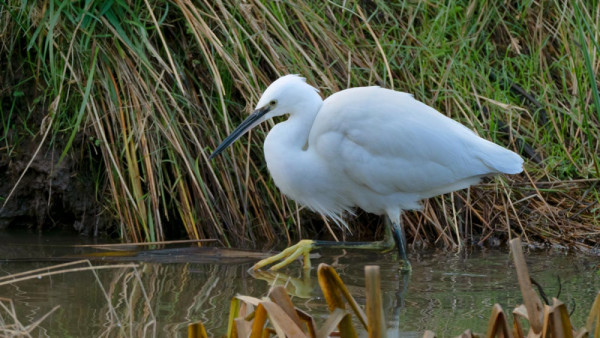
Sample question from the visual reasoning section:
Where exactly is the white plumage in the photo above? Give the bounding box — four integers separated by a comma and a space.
210, 74, 523, 270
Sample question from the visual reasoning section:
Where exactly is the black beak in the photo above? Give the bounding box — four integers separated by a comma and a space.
209, 105, 272, 159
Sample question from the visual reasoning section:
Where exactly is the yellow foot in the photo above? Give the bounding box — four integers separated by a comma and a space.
250, 239, 315, 271
380, 243, 396, 254
399, 260, 412, 273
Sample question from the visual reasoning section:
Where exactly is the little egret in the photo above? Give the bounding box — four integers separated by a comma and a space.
210, 75, 523, 271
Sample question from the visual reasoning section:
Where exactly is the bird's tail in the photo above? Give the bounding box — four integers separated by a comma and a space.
479, 141, 524, 174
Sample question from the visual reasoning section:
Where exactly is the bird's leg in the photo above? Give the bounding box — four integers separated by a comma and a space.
391, 218, 411, 271
380, 216, 397, 251
250, 219, 409, 271
251, 222, 400, 272
311, 219, 396, 250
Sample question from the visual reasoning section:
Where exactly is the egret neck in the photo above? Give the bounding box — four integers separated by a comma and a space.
264, 95, 322, 160
263, 94, 323, 203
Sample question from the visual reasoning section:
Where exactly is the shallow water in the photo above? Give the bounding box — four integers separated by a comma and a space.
0, 232, 598, 337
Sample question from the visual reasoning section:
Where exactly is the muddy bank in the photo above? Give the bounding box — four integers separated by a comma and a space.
0, 139, 106, 235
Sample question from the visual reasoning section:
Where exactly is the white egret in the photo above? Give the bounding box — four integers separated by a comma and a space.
210, 75, 523, 271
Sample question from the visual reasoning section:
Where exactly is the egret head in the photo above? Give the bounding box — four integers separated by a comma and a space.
209, 75, 319, 159
254, 75, 320, 119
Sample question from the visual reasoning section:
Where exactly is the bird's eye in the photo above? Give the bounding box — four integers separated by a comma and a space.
269, 100, 277, 106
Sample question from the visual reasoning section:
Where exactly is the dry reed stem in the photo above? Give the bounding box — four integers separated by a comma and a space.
510, 238, 544, 332
365, 266, 384, 338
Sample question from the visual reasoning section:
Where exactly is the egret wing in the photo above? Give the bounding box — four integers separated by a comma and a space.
309, 87, 516, 197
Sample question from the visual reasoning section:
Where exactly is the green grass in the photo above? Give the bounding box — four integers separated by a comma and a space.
0, 0, 598, 249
